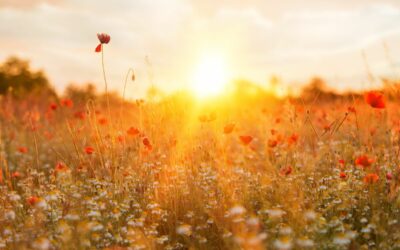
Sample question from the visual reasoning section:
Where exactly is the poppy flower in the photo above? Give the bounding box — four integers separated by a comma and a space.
223, 123, 235, 134
55, 162, 68, 173
239, 135, 253, 145
365, 91, 385, 109
142, 137, 153, 151
363, 173, 379, 184
27, 196, 40, 206
18, 147, 28, 154
280, 166, 292, 176
84, 146, 94, 155
339, 172, 347, 179
116, 135, 125, 143
323, 124, 330, 132
287, 133, 298, 145
127, 127, 140, 136
98, 118, 108, 125
60, 99, 74, 108
74, 111, 86, 120
11, 171, 21, 178
338, 159, 345, 165
95, 33, 111, 52
386, 172, 393, 181
268, 139, 278, 148
355, 155, 374, 168
49, 103, 57, 111
43, 131, 54, 140
348, 106, 356, 113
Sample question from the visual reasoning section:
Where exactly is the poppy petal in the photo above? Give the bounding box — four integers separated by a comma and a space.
95, 44, 102, 53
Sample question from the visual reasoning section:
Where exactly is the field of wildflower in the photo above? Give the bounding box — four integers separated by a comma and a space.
0, 34, 400, 250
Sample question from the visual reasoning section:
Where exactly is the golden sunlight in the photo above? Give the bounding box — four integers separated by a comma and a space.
191, 53, 230, 98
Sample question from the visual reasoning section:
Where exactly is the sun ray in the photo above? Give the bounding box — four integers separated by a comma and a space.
191, 53, 230, 98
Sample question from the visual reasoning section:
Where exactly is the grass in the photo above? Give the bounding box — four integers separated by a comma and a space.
0, 91, 399, 250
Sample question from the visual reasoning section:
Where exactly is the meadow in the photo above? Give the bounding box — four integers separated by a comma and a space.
0, 36, 400, 250
0, 84, 399, 250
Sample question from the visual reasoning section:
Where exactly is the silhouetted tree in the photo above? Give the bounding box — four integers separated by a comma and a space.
64, 83, 97, 105
0, 56, 56, 98
301, 77, 339, 102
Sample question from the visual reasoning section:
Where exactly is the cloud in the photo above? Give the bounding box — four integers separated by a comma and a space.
0, 0, 62, 9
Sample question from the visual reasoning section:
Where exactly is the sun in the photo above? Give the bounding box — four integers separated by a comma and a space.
191, 53, 230, 98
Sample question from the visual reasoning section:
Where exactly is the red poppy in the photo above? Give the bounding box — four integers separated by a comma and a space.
348, 106, 356, 113
43, 131, 53, 140
116, 135, 125, 143
98, 33, 110, 44
339, 172, 347, 179
142, 137, 153, 151
18, 147, 28, 154
55, 162, 68, 172
386, 172, 393, 181
84, 146, 94, 155
60, 99, 74, 108
363, 173, 379, 184
365, 91, 385, 109
280, 166, 292, 176
27, 196, 40, 206
49, 103, 57, 111
355, 155, 374, 168
223, 123, 235, 134
98, 118, 108, 125
268, 139, 278, 148
74, 111, 86, 120
11, 171, 21, 178
323, 124, 330, 132
127, 127, 140, 136
287, 133, 298, 145
338, 159, 345, 165
95, 33, 111, 52
239, 135, 253, 145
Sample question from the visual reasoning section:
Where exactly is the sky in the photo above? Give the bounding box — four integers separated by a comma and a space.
1, 0, 400, 98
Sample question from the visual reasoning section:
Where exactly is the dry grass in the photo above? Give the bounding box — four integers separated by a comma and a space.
0, 92, 399, 250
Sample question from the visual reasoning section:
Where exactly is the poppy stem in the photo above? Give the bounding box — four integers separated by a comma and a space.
101, 46, 111, 120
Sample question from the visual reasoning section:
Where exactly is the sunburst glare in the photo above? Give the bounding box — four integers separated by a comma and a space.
191, 53, 230, 98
